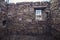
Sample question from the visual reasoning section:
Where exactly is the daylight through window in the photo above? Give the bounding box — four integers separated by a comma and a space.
35, 9, 42, 21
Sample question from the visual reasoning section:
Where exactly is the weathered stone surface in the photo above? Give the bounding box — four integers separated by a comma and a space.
0, 0, 60, 40
50, 0, 60, 40
0, 0, 7, 40
6, 2, 50, 35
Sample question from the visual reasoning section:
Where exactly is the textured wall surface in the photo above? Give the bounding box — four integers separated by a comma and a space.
7, 2, 50, 35
50, 0, 60, 40
51, 0, 60, 30
0, 0, 60, 40
0, 0, 7, 40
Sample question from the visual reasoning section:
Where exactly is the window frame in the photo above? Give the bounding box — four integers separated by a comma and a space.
34, 8, 43, 21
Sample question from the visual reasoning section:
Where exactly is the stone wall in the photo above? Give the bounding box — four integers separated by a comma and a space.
51, 0, 60, 30
1, 2, 52, 40
50, 0, 60, 40
7, 2, 50, 35
0, 0, 7, 39
1, 0, 60, 40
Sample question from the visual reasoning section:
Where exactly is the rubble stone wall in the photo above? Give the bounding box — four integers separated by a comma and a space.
51, 0, 60, 31
50, 0, 60, 39
7, 2, 50, 35
1, 0, 60, 40
0, 0, 7, 39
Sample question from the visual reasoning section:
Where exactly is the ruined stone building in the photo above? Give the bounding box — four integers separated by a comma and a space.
0, 0, 60, 40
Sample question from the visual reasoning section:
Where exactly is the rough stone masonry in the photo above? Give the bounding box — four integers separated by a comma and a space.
0, 0, 60, 40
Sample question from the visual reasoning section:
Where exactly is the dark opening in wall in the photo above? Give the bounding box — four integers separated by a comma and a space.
3, 20, 6, 26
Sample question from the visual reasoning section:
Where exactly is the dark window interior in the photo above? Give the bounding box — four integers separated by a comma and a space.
3, 20, 6, 26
